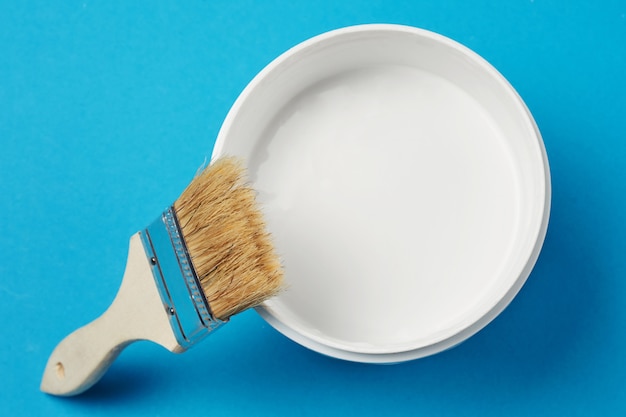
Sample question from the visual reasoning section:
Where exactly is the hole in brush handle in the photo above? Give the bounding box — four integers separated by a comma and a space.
55, 362, 65, 379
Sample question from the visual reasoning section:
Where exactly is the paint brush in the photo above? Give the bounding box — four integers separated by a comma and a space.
40, 157, 283, 396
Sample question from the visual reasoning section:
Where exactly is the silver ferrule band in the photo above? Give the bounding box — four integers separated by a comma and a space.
141, 206, 225, 349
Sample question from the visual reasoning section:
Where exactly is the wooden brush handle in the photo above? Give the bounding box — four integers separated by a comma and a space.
40, 306, 133, 396
40, 234, 181, 396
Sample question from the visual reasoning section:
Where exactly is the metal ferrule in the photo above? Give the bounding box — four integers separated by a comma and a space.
140, 206, 225, 349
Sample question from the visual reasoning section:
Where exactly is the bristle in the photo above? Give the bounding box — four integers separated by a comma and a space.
173, 157, 284, 321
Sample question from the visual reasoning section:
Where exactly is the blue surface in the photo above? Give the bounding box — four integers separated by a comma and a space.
1, 1, 625, 415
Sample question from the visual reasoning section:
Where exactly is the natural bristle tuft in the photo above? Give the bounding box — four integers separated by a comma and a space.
173, 157, 284, 321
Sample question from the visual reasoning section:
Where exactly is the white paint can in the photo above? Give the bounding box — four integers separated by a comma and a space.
212, 24, 551, 363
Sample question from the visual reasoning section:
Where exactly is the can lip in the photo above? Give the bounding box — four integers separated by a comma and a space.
213, 24, 551, 363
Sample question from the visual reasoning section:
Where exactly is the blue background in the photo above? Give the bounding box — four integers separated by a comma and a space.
1, 1, 625, 415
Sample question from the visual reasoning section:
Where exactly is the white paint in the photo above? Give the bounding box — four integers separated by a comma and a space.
213, 25, 550, 362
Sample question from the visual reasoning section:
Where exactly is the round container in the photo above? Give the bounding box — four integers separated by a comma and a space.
212, 24, 550, 363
